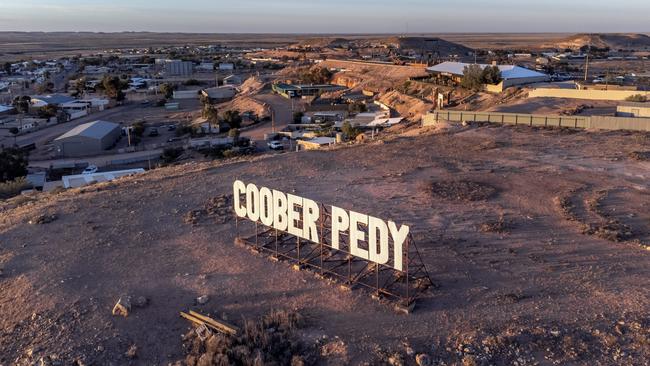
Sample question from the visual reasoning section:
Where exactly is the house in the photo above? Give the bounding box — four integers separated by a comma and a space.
62, 169, 145, 189
0, 104, 15, 117
60, 101, 90, 120
164, 60, 194, 76
173, 90, 201, 100
191, 116, 221, 134
31, 94, 76, 107
219, 63, 235, 71
53, 120, 121, 157
200, 86, 237, 103
197, 62, 215, 72
617, 102, 650, 118
223, 74, 242, 86
297, 137, 336, 150
427, 61, 548, 91
272, 83, 346, 99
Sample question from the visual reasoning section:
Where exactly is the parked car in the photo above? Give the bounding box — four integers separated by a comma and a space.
268, 141, 284, 150
148, 128, 159, 137
167, 124, 177, 131
82, 165, 98, 175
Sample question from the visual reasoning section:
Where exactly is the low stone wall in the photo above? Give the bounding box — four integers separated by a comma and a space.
423, 111, 650, 132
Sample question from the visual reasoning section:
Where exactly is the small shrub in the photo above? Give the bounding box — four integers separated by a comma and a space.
0, 177, 31, 199
183, 310, 315, 366
625, 94, 647, 102
161, 147, 184, 164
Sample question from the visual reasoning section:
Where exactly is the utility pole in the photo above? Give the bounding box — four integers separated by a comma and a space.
584, 45, 591, 82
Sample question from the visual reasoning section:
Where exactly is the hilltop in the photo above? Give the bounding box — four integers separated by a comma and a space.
1, 124, 649, 364
547, 33, 650, 50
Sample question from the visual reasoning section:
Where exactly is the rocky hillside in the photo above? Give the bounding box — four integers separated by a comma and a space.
548, 33, 650, 50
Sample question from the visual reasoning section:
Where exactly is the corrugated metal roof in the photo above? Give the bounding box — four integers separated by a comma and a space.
55, 120, 120, 141
31, 94, 76, 105
427, 62, 547, 80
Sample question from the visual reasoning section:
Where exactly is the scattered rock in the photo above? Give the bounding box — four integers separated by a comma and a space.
387, 353, 404, 366
29, 214, 58, 225
416, 353, 432, 366
112, 296, 132, 317
196, 295, 210, 305
125, 344, 138, 359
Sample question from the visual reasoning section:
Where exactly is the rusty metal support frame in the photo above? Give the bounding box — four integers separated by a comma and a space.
235, 204, 434, 311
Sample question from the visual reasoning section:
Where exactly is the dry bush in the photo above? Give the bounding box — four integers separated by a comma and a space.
183, 310, 314, 366
429, 180, 496, 202
628, 151, 650, 161
479, 215, 511, 234
0, 177, 31, 199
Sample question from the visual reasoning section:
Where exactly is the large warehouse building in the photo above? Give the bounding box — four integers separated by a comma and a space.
54, 120, 121, 157
427, 61, 548, 91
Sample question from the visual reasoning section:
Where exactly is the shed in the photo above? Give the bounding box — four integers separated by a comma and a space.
617, 102, 650, 118
297, 137, 336, 150
54, 120, 121, 157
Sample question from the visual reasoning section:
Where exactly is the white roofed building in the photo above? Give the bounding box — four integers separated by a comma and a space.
427, 61, 549, 91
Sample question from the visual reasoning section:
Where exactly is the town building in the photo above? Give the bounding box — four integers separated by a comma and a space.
297, 136, 336, 150
164, 60, 194, 76
53, 120, 121, 157
272, 83, 346, 99
427, 61, 548, 91
223, 75, 242, 86
200, 86, 237, 103
30, 94, 76, 107
617, 102, 650, 118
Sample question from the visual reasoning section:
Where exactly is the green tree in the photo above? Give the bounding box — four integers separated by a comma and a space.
300, 67, 333, 84
37, 104, 59, 119
160, 83, 174, 99
161, 147, 184, 164
73, 77, 87, 97
101, 75, 126, 102
341, 121, 361, 140
203, 105, 219, 125
222, 110, 242, 129
293, 111, 304, 124
131, 121, 145, 137
0, 147, 28, 183
461, 64, 485, 91
348, 101, 367, 114
228, 128, 240, 146
12, 96, 31, 114
9, 127, 19, 145
36, 81, 54, 94
481, 65, 502, 85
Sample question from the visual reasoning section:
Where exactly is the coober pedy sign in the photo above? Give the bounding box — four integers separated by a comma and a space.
232, 180, 433, 312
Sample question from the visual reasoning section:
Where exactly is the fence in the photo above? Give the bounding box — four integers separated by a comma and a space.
423, 111, 650, 132
528, 88, 650, 101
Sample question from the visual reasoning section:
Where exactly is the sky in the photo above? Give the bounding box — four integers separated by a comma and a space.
0, 0, 649, 33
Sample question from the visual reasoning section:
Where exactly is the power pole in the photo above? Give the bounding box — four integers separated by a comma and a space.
584, 45, 591, 82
